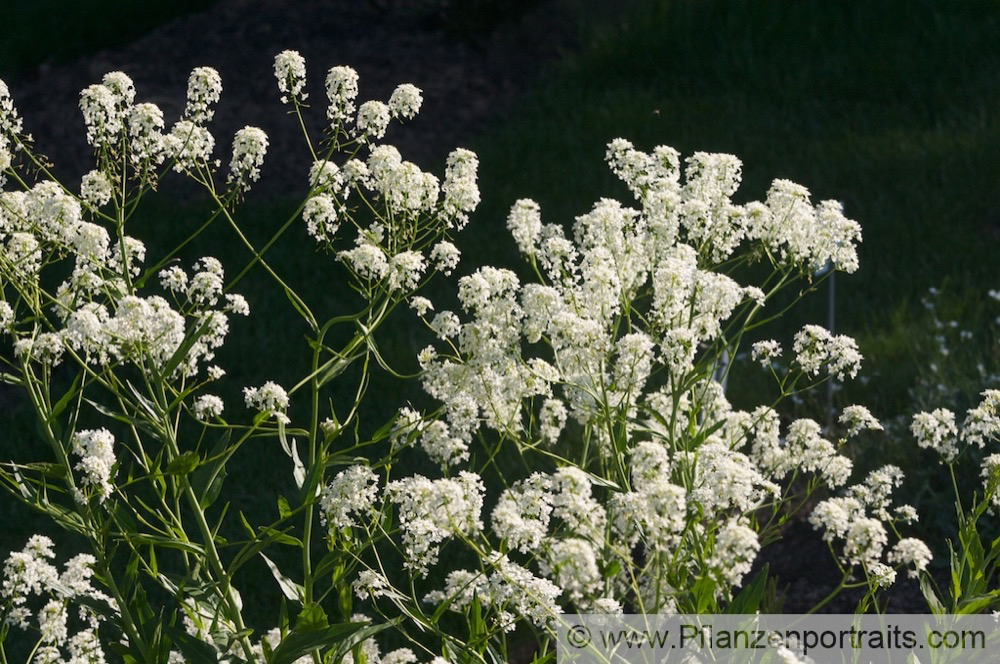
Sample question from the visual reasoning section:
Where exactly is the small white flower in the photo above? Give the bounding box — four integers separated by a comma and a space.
184, 66, 223, 124
409, 296, 433, 317
751, 339, 782, 368
888, 538, 932, 578
430, 241, 461, 275
508, 199, 542, 255
224, 293, 250, 316
325, 66, 360, 123
159, 265, 188, 293
244, 381, 290, 423
388, 83, 422, 120
429, 311, 461, 340
308, 159, 341, 190
303, 193, 340, 243
320, 465, 380, 531
71, 428, 116, 504
227, 126, 269, 191
193, 395, 224, 421
273, 50, 308, 104
80, 171, 113, 208
840, 405, 882, 437
911, 408, 959, 462
708, 520, 760, 589
356, 100, 390, 142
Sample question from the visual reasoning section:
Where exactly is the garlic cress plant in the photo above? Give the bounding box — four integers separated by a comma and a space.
0, 48, 956, 664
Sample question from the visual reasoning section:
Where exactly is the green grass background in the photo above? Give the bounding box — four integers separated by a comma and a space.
3, 0, 1000, 644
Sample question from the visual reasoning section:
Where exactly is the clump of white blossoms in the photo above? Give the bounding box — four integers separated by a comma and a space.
388, 83, 423, 120
184, 66, 223, 123
911, 407, 960, 462
320, 465, 380, 532
244, 381, 290, 423
227, 126, 269, 191
385, 472, 484, 575
325, 65, 360, 123
71, 428, 117, 504
2, 536, 117, 660
192, 394, 224, 421
273, 49, 308, 104
793, 324, 863, 379
411, 136, 878, 612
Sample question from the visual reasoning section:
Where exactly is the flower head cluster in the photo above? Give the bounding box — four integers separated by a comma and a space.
227, 126, 269, 191
840, 405, 882, 438
326, 66, 360, 124
184, 66, 223, 124
708, 520, 760, 589
388, 83, 423, 120
385, 473, 484, 575
356, 101, 391, 142
80, 170, 112, 208
963, 389, 1000, 448
320, 465, 380, 531
244, 381, 290, 423
192, 394, 224, 421
751, 339, 782, 368
274, 50, 308, 104
911, 408, 959, 462
71, 428, 116, 504
0, 78, 24, 136
792, 324, 863, 380
442, 148, 480, 228
810, 465, 930, 579
2, 536, 116, 658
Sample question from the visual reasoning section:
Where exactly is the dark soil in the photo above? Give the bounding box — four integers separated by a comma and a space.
8, 0, 586, 194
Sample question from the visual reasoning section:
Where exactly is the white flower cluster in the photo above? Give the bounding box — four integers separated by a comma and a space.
708, 519, 761, 588
422, 557, 563, 631
3, 233, 243, 376
326, 66, 360, 124
911, 407, 960, 462
70, 428, 116, 504
319, 465, 380, 532
243, 380, 290, 423
227, 125, 269, 191
74, 70, 220, 173
605, 138, 863, 271
273, 50, 308, 104
792, 324, 863, 380
810, 466, 930, 580
840, 404, 883, 437
385, 472, 484, 575
2, 536, 118, 660
184, 66, 222, 124
419, 141, 865, 472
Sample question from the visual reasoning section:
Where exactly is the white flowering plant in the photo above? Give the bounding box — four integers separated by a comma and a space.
0, 50, 951, 663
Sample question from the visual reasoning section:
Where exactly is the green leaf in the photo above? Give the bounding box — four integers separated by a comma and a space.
726, 563, 768, 614
163, 624, 219, 664
277, 495, 293, 519
295, 602, 329, 631
166, 451, 200, 477
49, 372, 83, 419
271, 622, 372, 664
191, 430, 233, 509
261, 553, 304, 603
128, 534, 205, 556
328, 622, 396, 664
